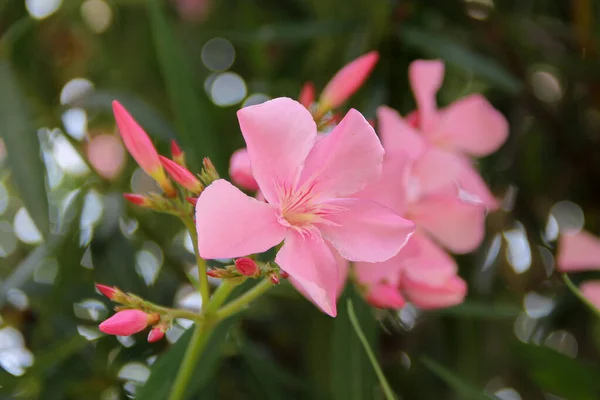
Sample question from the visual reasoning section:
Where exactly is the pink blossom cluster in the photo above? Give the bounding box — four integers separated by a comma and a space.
223, 54, 508, 316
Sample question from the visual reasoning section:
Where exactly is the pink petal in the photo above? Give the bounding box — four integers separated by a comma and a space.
319, 51, 379, 110
319, 198, 415, 262
195, 179, 286, 259
237, 98, 317, 204
354, 238, 420, 286
376, 106, 425, 159
581, 281, 600, 311
404, 232, 457, 274
557, 230, 600, 272
366, 283, 405, 309
456, 159, 499, 210
298, 109, 384, 199
408, 60, 444, 133
403, 272, 467, 310
434, 94, 509, 157
276, 231, 339, 317
354, 153, 411, 216
410, 148, 463, 198
409, 192, 486, 254
229, 148, 259, 191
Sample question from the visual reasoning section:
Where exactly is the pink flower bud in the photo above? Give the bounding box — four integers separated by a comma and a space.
159, 156, 204, 194
365, 283, 405, 309
298, 82, 315, 109
234, 257, 258, 277
319, 51, 379, 111
112, 101, 176, 197
147, 326, 166, 343
171, 140, 186, 167
123, 193, 152, 207
99, 310, 155, 336
95, 284, 117, 300
186, 197, 198, 206
269, 274, 280, 285
229, 148, 258, 191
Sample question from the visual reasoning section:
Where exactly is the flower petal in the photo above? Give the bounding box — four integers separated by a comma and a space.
276, 231, 339, 317
376, 106, 425, 159
298, 109, 384, 199
366, 283, 405, 309
319, 198, 415, 262
195, 179, 286, 259
354, 238, 420, 286
411, 148, 463, 198
403, 272, 467, 310
457, 158, 499, 210
581, 281, 600, 311
434, 94, 508, 157
237, 97, 317, 204
557, 230, 600, 272
409, 60, 444, 133
229, 148, 259, 191
409, 192, 486, 254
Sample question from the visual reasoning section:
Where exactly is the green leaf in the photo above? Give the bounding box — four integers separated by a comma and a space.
146, 0, 220, 171
330, 285, 378, 400
0, 59, 49, 237
421, 356, 493, 400
136, 316, 240, 400
398, 25, 522, 94
347, 300, 396, 400
514, 342, 600, 400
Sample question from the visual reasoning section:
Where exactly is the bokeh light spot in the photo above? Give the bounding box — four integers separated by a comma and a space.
210, 72, 247, 107
14, 207, 43, 244
26, 0, 62, 19
201, 38, 235, 71
81, 0, 113, 34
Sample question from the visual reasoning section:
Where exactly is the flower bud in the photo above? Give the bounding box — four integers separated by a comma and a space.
112, 101, 175, 197
365, 283, 405, 309
200, 157, 220, 186
186, 197, 198, 206
147, 326, 166, 343
234, 257, 258, 277
298, 82, 315, 109
171, 140, 186, 167
229, 148, 258, 191
318, 51, 379, 112
159, 156, 204, 194
99, 310, 158, 336
206, 268, 237, 279
123, 193, 153, 208
95, 284, 117, 299
269, 273, 280, 285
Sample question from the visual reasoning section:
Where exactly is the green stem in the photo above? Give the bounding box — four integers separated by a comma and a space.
563, 274, 600, 318
347, 299, 396, 400
215, 278, 273, 321
167, 321, 215, 400
205, 281, 237, 315
183, 218, 210, 307
151, 305, 203, 322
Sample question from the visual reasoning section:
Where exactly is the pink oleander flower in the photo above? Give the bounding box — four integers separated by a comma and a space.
159, 156, 204, 194
581, 282, 600, 310
112, 101, 176, 197
86, 134, 125, 180
195, 97, 415, 316
402, 60, 509, 210
99, 310, 158, 336
366, 282, 406, 309
229, 148, 259, 191
318, 51, 379, 112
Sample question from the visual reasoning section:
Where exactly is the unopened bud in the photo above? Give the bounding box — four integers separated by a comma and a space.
280, 271, 289, 279
200, 157, 220, 186
123, 193, 153, 208
186, 197, 198, 207
234, 258, 258, 277
269, 274, 280, 285
171, 140, 186, 167
147, 326, 166, 343
298, 81, 315, 109
159, 156, 204, 194
95, 283, 117, 299
206, 268, 237, 279
99, 310, 157, 336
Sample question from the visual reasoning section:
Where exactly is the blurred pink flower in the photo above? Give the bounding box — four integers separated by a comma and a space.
581, 281, 600, 310
403, 60, 509, 210
557, 229, 600, 272
86, 134, 125, 180
366, 282, 406, 309
298, 82, 315, 109
99, 310, 157, 336
173, 0, 211, 22
195, 97, 415, 316
229, 148, 259, 191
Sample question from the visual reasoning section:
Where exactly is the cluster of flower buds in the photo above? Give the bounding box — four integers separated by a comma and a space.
95, 284, 169, 342
112, 101, 219, 214
206, 258, 284, 285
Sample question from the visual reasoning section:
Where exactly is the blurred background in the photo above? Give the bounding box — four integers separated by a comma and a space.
1, 0, 600, 399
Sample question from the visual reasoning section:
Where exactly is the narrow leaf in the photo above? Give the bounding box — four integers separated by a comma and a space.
421, 356, 494, 400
